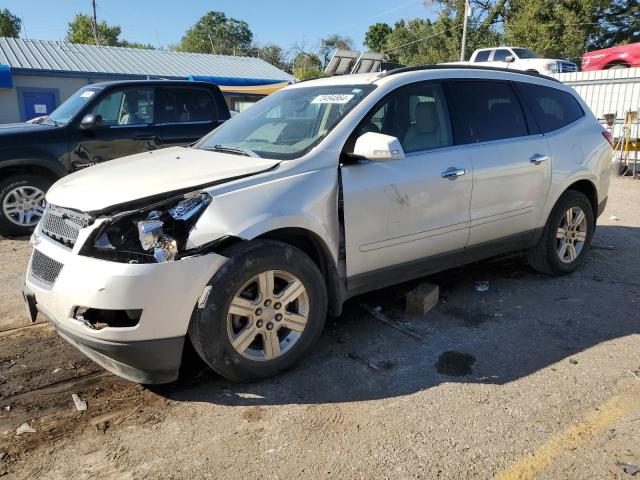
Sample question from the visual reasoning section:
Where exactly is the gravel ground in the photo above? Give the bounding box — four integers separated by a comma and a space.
1, 177, 639, 479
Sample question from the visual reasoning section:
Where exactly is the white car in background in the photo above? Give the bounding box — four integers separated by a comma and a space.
459, 47, 578, 75
23, 66, 611, 384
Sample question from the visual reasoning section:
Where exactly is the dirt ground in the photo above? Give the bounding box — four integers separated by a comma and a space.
1, 177, 639, 479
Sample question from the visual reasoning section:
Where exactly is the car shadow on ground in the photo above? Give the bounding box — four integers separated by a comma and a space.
148, 225, 640, 407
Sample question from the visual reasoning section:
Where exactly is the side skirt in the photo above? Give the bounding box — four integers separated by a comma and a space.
343, 229, 541, 298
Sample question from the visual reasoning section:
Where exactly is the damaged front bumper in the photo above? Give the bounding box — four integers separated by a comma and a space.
24, 230, 227, 384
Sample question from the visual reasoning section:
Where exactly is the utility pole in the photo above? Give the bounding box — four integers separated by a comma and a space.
460, 0, 470, 61
92, 0, 100, 46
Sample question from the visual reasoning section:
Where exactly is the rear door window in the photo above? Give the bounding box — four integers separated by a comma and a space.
492, 49, 512, 61
158, 87, 218, 124
446, 81, 529, 144
515, 83, 585, 133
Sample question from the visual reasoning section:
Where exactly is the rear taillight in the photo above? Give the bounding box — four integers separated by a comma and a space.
602, 130, 615, 148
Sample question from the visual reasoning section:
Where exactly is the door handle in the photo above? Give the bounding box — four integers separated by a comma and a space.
529, 153, 549, 165
441, 167, 466, 179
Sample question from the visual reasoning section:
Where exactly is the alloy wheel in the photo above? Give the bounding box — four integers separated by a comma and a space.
227, 270, 309, 361
2, 186, 46, 227
556, 206, 588, 263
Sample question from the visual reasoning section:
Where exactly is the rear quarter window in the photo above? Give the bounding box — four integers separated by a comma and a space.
158, 87, 218, 123
516, 83, 584, 133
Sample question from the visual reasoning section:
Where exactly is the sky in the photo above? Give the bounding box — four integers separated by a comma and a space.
2, 0, 434, 53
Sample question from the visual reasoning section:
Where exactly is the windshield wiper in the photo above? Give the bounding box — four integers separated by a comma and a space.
207, 144, 256, 157
42, 117, 60, 126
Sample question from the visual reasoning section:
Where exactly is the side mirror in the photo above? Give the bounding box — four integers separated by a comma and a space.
505, 55, 515, 63
80, 113, 103, 130
352, 132, 405, 162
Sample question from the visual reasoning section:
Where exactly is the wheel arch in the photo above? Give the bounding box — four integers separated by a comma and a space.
254, 227, 343, 317
566, 179, 598, 220
0, 158, 67, 183
605, 60, 630, 69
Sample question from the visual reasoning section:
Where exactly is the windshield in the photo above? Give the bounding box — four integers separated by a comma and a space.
196, 84, 376, 160
46, 87, 102, 126
512, 48, 539, 59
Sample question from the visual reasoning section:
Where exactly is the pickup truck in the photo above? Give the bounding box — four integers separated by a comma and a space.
0, 79, 230, 237
457, 47, 578, 75
582, 42, 640, 71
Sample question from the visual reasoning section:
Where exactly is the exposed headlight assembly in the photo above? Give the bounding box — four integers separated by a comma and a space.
82, 192, 212, 263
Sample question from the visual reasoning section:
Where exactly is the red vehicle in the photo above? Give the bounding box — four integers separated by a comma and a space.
582, 42, 640, 71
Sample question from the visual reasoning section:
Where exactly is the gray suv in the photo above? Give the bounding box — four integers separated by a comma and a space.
24, 66, 612, 384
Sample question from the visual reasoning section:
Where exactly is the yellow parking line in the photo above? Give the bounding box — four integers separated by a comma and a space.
497, 385, 640, 480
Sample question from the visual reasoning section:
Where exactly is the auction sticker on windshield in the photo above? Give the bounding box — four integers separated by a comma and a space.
311, 94, 354, 104
80, 91, 96, 98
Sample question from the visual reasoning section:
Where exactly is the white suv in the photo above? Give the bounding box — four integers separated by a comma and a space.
23, 66, 612, 384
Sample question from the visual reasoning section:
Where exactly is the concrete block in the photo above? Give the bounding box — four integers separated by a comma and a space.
405, 282, 439, 316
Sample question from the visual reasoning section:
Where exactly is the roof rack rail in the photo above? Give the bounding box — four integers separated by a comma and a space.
378, 64, 561, 83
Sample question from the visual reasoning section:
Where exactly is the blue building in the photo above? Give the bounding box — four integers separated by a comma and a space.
0, 37, 293, 123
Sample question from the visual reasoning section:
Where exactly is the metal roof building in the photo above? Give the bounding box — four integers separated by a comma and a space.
0, 37, 293, 123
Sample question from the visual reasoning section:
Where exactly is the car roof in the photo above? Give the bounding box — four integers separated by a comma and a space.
291, 64, 561, 89
84, 79, 219, 89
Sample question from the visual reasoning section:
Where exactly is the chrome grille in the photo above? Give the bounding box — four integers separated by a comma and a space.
30, 250, 63, 285
41, 205, 92, 247
559, 62, 578, 73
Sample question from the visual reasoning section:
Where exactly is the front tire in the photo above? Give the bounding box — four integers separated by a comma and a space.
527, 190, 594, 275
188, 240, 328, 382
0, 174, 50, 237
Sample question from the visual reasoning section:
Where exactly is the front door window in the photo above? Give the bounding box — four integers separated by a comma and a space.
89, 88, 154, 126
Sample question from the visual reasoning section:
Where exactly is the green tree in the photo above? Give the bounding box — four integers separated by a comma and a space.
505, 0, 606, 61
590, 0, 639, 49
254, 43, 289, 71
319, 34, 353, 67
66, 13, 122, 46
173, 11, 253, 55
381, 0, 504, 66
120, 41, 156, 50
0, 8, 21, 37
364, 23, 392, 52
292, 52, 324, 80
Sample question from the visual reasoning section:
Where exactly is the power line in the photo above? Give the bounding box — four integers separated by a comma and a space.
383, 24, 463, 53
343, 0, 424, 28
383, 16, 640, 56
492, 18, 640, 27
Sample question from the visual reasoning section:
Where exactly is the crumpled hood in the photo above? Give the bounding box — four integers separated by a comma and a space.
46, 147, 280, 212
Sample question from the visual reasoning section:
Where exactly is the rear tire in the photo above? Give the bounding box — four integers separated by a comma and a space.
188, 240, 328, 382
0, 174, 50, 237
527, 190, 594, 275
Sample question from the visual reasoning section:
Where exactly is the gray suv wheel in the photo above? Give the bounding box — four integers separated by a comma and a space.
528, 190, 594, 275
